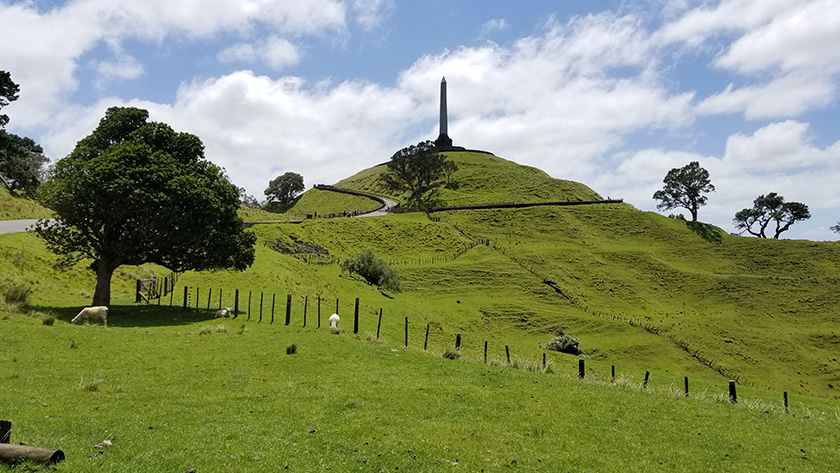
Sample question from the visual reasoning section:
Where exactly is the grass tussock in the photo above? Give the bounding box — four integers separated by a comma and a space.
79, 377, 104, 392
199, 325, 229, 335
0, 276, 32, 308
286, 343, 297, 355
442, 346, 462, 360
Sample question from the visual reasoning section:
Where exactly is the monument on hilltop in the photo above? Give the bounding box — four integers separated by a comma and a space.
434, 77, 465, 151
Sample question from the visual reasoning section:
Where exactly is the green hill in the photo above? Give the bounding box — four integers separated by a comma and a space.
289, 151, 602, 212
0, 186, 51, 220
3, 150, 840, 470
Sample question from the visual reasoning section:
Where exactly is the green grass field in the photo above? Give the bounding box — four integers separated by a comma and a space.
3, 150, 840, 471
0, 187, 51, 220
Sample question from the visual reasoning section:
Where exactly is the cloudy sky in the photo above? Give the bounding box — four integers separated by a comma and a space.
2, 0, 839, 240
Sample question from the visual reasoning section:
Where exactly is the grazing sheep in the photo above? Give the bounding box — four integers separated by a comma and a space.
329, 313, 340, 329
215, 307, 232, 318
72, 306, 108, 327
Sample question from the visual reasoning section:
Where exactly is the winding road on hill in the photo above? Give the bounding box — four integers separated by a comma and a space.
0, 219, 39, 235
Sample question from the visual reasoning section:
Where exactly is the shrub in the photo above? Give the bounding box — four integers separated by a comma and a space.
0, 276, 32, 306
442, 347, 461, 360
42, 315, 56, 326
340, 249, 402, 292
546, 334, 581, 355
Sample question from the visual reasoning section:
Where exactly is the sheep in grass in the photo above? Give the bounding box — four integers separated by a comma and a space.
329, 313, 340, 333
215, 307, 232, 318
71, 306, 108, 327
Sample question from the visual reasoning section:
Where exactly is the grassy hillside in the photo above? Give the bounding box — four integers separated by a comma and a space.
333, 151, 602, 207
0, 186, 51, 220
284, 187, 382, 218
3, 308, 839, 472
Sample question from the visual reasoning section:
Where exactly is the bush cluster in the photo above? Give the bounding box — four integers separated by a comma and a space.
546, 333, 581, 355
340, 249, 402, 292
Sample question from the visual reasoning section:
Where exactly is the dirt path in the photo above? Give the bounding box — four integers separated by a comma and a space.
0, 219, 40, 235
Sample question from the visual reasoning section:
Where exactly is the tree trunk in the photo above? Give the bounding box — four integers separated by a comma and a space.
92, 260, 116, 307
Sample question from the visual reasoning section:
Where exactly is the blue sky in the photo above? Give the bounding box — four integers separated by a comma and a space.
2, 0, 840, 240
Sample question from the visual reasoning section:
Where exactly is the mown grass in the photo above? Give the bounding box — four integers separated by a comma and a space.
0, 187, 51, 220
333, 151, 602, 207
285, 187, 382, 218
2, 309, 839, 472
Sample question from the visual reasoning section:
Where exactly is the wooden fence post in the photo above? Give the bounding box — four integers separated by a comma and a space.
271, 293, 276, 324
0, 420, 10, 444
303, 296, 308, 327
611, 365, 615, 383
542, 353, 546, 370
247, 291, 252, 321
404, 317, 408, 347
317, 296, 321, 328
376, 309, 382, 340
579, 359, 585, 379
285, 293, 291, 326
259, 292, 264, 323
354, 298, 359, 334
455, 333, 461, 351
684, 376, 689, 397
784, 392, 789, 413
336, 298, 339, 314
195, 287, 200, 310
505, 345, 510, 364
643, 371, 650, 389
234, 289, 239, 318
424, 324, 430, 350
207, 288, 212, 309
484, 341, 488, 364
219, 289, 223, 310
135, 280, 142, 303
729, 380, 737, 404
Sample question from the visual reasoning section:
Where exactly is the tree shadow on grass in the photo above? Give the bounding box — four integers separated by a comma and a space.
686, 221, 723, 244
30, 304, 224, 328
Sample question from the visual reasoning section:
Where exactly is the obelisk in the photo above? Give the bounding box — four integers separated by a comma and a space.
435, 77, 453, 149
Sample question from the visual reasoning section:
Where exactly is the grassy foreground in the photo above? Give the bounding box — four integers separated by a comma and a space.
2, 309, 839, 472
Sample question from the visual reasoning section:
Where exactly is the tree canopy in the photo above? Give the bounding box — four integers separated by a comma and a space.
652, 161, 714, 222
264, 171, 304, 205
384, 140, 448, 208
0, 131, 48, 196
33, 106, 256, 307
733, 193, 811, 239
0, 70, 19, 129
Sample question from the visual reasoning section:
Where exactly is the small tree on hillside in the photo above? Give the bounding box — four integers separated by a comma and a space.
33, 106, 256, 307
340, 249, 402, 292
831, 222, 840, 234
0, 70, 20, 129
264, 172, 304, 205
653, 161, 714, 222
733, 193, 810, 239
384, 140, 449, 208
0, 132, 48, 196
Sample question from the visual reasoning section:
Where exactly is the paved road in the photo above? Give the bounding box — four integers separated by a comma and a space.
356, 197, 398, 218
0, 219, 40, 235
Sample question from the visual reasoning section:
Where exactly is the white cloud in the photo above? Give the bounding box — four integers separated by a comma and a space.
217, 37, 301, 69
697, 73, 835, 119
479, 18, 509, 39
352, 0, 394, 31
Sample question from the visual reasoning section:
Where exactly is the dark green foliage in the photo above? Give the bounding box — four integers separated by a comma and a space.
832, 222, 840, 234
340, 248, 402, 292
653, 161, 714, 222
0, 131, 48, 196
734, 193, 811, 239
286, 343, 297, 355
546, 334, 581, 355
265, 172, 304, 205
32, 106, 256, 307
0, 70, 19, 129
384, 140, 450, 208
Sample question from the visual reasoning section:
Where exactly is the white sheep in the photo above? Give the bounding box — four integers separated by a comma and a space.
71, 306, 108, 327
215, 307, 232, 318
329, 313, 340, 329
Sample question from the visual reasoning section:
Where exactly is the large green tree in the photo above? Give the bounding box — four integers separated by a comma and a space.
33, 107, 256, 307
0, 70, 19, 129
652, 161, 714, 222
384, 140, 448, 208
733, 193, 810, 239
264, 171, 304, 205
0, 131, 48, 196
